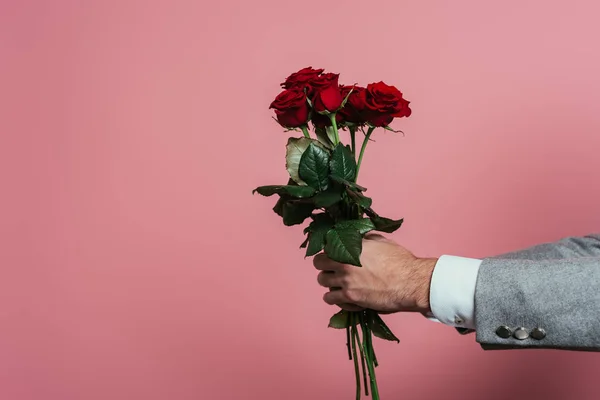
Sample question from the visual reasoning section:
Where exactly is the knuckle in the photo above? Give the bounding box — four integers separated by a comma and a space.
339, 274, 351, 287
339, 264, 352, 274
342, 288, 359, 303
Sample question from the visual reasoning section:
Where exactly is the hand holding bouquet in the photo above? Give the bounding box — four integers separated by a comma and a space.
254, 67, 412, 399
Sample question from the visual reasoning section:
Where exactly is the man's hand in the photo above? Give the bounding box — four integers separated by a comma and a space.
313, 233, 437, 314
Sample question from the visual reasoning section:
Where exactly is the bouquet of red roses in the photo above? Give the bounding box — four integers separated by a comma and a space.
254, 67, 412, 400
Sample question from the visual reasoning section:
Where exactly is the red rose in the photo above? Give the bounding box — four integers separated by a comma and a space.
309, 72, 338, 90
311, 73, 343, 113
338, 85, 367, 124
364, 82, 412, 127
281, 67, 324, 91
269, 89, 309, 128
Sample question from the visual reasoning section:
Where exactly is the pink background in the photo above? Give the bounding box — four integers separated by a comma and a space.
2, 0, 600, 399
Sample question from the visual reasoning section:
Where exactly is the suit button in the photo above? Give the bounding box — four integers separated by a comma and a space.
531, 327, 546, 340
496, 325, 512, 339
513, 327, 529, 340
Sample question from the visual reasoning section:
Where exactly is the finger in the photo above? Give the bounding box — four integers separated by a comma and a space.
364, 233, 388, 242
317, 271, 344, 288
339, 303, 364, 312
323, 289, 347, 306
313, 253, 345, 271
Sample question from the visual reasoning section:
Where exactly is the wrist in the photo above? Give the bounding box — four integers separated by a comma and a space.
413, 257, 437, 313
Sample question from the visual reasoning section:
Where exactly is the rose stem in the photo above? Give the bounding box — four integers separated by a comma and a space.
346, 325, 352, 360
357, 320, 369, 396
349, 126, 357, 156
355, 126, 375, 181
350, 313, 361, 400
360, 312, 380, 400
371, 340, 379, 368
367, 312, 379, 367
328, 113, 341, 145
301, 126, 311, 139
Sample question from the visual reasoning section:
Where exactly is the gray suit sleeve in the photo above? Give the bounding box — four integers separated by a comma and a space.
474, 234, 600, 350
489, 234, 600, 260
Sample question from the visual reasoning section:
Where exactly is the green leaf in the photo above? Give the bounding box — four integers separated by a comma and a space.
346, 189, 372, 208
329, 175, 367, 192
253, 185, 316, 198
370, 313, 400, 343
273, 197, 286, 217
304, 213, 335, 257
364, 208, 404, 233
370, 215, 404, 233
299, 142, 330, 191
328, 310, 350, 329
330, 143, 357, 182
314, 126, 334, 149
325, 126, 337, 144
325, 227, 363, 266
300, 236, 309, 249
328, 310, 360, 329
339, 86, 354, 110
285, 137, 313, 185
304, 213, 333, 233
383, 126, 403, 134
335, 218, 376, 235
282, 201, 315, 226
306, 231, 326, 257
312, 187, 343, 208
306, 95, 313, 107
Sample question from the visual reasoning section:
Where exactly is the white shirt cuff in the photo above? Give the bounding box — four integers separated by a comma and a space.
426, 255, 482, 330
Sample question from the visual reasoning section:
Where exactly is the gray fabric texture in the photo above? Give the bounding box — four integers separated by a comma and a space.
460, 234, 600, 350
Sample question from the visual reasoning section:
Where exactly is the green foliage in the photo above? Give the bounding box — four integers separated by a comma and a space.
253, 185, 316, 198
370, 313, 400, 342
299, 236, 309, 249
328, 309, 358, 329
329, 175, 367, 192
346, 189, 372, 209
304, 213, 335, 257
365, 208, 404, 233
299, 142, 330, 191
281, 201, 315, 226
314, 126, 334, 149
285, 137, 313, 185
312, 186, 343, 208
335, 218, 376, 235
330, 143, 357, 182
325, 227, 363, 266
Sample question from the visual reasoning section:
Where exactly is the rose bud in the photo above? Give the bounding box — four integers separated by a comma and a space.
311, 73, 344, 114
338, 85, 367, 124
